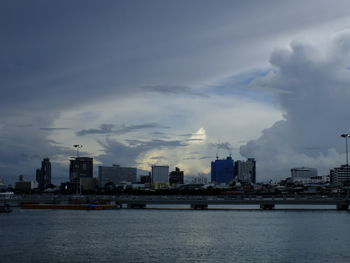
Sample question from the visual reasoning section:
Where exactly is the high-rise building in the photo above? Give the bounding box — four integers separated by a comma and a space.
69, 157, 93, 185
330, 165, 350, 185
152, 165, 169, 184
211, 156, 235, 184
36, 158, 51, 190
235, 158, 256, 184
98, 164, 137, 187
169, 167, 184, 185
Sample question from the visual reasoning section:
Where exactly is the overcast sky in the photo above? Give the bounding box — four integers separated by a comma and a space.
2, 0, 350, 184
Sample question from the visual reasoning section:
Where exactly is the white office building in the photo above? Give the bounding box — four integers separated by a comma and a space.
235, 158, 256, 183
151, 165, 169, 184
98, 164, 137, 187
291, 167, 317, 183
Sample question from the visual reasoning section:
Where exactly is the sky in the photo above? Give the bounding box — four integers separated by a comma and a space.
2, 0, 350, 184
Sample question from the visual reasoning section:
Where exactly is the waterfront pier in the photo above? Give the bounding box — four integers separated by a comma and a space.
3, 194, 350, 210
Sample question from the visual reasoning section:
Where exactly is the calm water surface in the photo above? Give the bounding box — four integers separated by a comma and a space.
1, 207, 350, 263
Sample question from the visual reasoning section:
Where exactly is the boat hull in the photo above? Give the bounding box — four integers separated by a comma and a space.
20, 203, 116, 210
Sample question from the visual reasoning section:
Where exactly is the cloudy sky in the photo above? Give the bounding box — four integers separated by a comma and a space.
2, 0, 350, 184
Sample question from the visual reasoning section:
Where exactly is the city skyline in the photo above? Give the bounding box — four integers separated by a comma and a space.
2, 1, 350, 184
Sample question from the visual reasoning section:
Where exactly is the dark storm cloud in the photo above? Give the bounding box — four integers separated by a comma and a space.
20, 153, 40, 161
76, 123, 167, 136
14, 124, 33, 128
125, 139, 187, 148
120, 123, 169, 133
178, 133, 194, 137
210, 142, 232, 151
199, 156, 213, 160
187, 139, 205, 142
0, 112, 74, 183
76, 124, 115, 136
152, 131, 166, 135
47, 140, 64, 145
2, 1, 350, 182
183, 157, 197, 160
2, 1, 350, 112
144, 85, 209, 98
40, 127, 71, 131
151, 131, 169, 138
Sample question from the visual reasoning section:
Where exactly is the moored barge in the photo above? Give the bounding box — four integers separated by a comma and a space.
20, 203, 116, 210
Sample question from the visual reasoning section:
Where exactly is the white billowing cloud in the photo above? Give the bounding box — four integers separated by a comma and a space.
240, 32, 350, 181
188, 127, 207, 144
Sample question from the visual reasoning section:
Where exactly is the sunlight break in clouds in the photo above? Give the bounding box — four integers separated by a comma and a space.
136, 127, 210, 175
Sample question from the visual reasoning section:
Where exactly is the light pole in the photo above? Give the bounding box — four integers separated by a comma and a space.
73, 144, 83, 195
341, 134, 350, 199
73, 144, 83, 157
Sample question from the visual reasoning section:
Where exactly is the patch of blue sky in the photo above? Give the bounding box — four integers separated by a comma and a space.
205, 68, 274, 103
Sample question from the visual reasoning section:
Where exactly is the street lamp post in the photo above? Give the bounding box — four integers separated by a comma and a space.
73, 144, 83, 157
73, 144, 83, 195
341, 134, 350, 199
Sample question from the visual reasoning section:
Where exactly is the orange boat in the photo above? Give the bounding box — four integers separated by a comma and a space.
20, 203, 116, 210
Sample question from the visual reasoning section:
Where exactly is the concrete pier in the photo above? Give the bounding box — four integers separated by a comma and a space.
127, 203, 146, 209
4, 195, 350, 211
191, 204, 208, 209
260, 204, 275, 210
336, 203, 349, 210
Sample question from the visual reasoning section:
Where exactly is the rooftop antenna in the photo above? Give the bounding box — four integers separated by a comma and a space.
73, 144, 83, 157
216, 139, 220, 160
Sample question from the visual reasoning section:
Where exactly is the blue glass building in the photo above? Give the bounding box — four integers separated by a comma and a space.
211, 156, 235, 184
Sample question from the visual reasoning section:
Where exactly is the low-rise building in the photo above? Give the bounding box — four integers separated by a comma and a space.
291, 167, 317, 183
15, 181, 32, 192
152, 182, 169, 190
80, 177, 98, 192
190, 176, 208, 184
330, 165, 350, 185
98, 164, 137, 187
15, 181, 37, 192
169, 167, 184, 185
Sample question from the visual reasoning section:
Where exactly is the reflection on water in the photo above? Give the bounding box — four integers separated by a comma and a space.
1, 208, 350, 263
